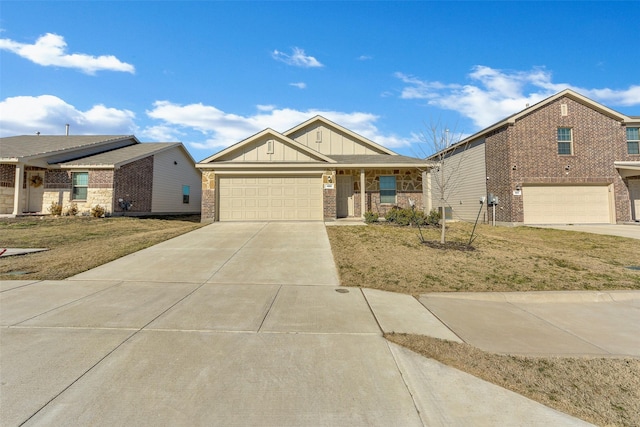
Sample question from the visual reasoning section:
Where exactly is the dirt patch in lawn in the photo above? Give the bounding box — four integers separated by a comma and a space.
326, 222, 640, 295
386, 333, 640, 427
0, 215, 203, 280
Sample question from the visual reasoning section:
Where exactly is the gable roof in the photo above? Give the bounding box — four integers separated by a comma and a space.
283, 115, 397, 155
59, 143, 188, 169
0, 135, 136, 161
429, 89, 634, 159
198, 128, 336, 164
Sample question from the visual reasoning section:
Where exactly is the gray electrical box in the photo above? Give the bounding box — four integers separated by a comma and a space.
488, 194, 499, 205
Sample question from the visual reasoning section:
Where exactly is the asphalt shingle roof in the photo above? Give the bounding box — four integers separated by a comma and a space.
60, 143, 179, 167
0, 135, 132, 160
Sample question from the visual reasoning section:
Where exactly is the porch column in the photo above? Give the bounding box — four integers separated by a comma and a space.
423, 170, 432, 213
360, 169, 366, 218
12, 163, 24, 215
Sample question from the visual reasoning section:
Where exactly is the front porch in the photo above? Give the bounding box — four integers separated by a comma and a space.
322, 167, 431, 221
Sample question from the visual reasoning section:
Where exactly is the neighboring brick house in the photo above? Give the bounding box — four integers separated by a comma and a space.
197, 116, 432, 222
428, 89, 640, 225
0, 135, 202, 216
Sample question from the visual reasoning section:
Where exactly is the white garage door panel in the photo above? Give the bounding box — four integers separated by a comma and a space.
523, 186, 611, 224
219, 176, 323, 221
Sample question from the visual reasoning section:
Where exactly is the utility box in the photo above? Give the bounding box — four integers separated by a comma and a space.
488, 194, 499, 206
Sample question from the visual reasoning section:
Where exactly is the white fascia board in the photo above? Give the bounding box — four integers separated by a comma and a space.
197, 162, 329, 170
212, 170, 325, 176
334, 162, 434, 169
59, 164, 115, 170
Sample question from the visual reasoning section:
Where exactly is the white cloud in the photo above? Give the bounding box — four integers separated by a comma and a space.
289, 82, 307, 89
271, 47, 323, 68
144, 101, 411, 151
0, 33, 134, 74
0, 95, 136, 136
396, 66, 640, 128
357, 55, 373, 61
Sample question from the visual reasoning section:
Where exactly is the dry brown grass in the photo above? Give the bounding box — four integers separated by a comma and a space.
0, 215, 203, 280
386, 333, 640, 427
328, 223, 640, 426
327, 222, 640, 295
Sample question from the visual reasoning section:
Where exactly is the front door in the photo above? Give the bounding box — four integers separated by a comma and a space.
26, 171, 45, 213
630, 180, 640, 221
336, 175, 354, 218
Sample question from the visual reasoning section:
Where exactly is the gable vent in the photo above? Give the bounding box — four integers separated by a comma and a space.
316, 130, 322, 143
561, 104, 568, 117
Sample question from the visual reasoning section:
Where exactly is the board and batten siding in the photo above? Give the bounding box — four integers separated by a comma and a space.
216, 136, 321, 162
289, 125, 383, 155
431, 139, 488, 222
151, 147, 202, 213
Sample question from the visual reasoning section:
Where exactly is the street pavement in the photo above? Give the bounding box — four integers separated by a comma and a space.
0, 222, 609, 426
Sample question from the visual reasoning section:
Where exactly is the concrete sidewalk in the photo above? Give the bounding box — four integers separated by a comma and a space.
533, 224, 640, 240
1, 222, 592, 426
420, 291, 640, 358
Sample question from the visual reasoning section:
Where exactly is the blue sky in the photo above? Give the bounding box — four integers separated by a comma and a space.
1, 1, 639, 161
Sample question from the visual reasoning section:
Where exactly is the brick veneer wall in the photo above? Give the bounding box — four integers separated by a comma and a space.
485, 96, 639, 223
0, 164, 15, 188
89, 170, 114, 189
0, 165, 16, 213
43, 170, 71, 189
485, 126, 513, 223
114, 156, 153, 213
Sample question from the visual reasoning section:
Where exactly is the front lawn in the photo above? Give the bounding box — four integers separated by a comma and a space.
327, 222, 640, 294
327, 222, 640, 427
0, 215, 204, 281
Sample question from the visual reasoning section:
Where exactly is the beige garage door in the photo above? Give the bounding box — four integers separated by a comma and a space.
218, 176, 323, 221
523, 185, 612, 224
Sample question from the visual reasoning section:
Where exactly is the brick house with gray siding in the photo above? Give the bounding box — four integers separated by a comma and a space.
429, 89, 640, 225
0, 135, 201, 216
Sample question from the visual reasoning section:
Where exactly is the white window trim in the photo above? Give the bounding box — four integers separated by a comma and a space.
71, 171, 89, 201
557, 127, 573, 155
627, 127, 639, 155
379, 175, 397, 204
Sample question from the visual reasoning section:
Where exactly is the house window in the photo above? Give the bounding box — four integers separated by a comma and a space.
182, 185, 190, 204
627, 127, 640, 155
379, 176, 396, 204
72, 172, 88, 200
557, 128, 573, 155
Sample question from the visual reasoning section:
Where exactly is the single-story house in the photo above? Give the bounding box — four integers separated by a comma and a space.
428, 89, 640, 225
0, 135, 202, 216
197, 116, 433, 222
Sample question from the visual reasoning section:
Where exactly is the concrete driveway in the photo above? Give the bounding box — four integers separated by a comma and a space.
1, 222, 591, 426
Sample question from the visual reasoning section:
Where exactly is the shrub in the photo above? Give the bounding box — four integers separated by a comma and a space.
63, 203, 79, 216
385, 206, 419, 226
364, 211, 379, 224
48, 201, 63, 216
426, 209, 441, 226
91, 204, 106, 218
